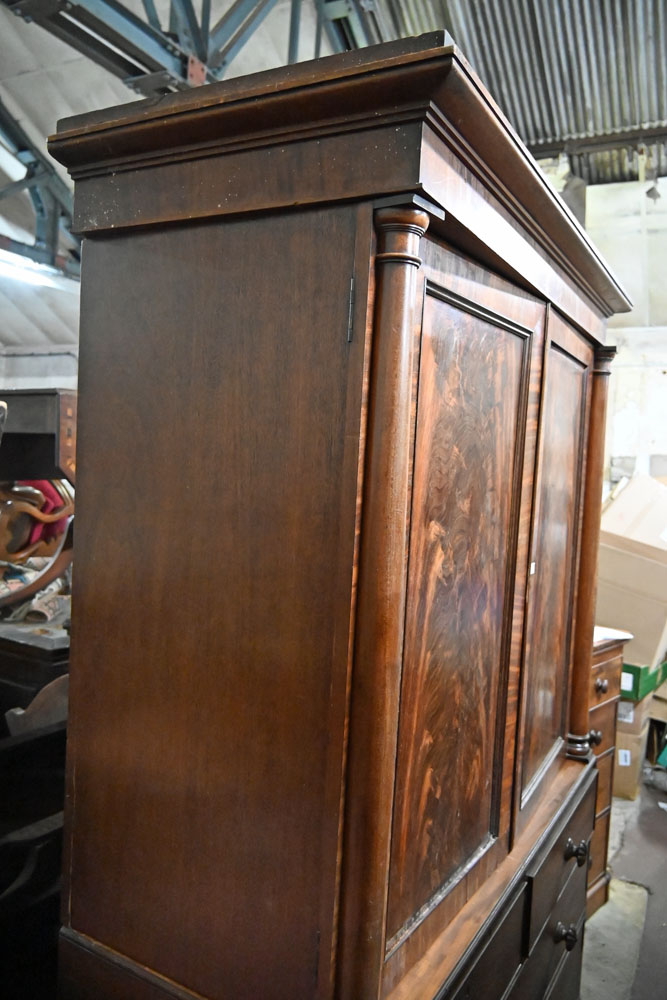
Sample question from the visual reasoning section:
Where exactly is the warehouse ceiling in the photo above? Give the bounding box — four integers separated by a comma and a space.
0, 0, 666, 348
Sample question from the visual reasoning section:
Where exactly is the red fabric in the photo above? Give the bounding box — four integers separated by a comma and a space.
19, 480, 69, 545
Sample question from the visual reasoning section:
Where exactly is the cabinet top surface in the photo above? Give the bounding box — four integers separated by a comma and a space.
593, 626, 634, 647
49, 32, 630, 315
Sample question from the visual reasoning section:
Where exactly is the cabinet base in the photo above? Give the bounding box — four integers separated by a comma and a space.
58, 929, 203, 1000
586, 873, 611, 919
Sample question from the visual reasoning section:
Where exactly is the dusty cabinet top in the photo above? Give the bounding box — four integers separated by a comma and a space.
49, 31, 631, 317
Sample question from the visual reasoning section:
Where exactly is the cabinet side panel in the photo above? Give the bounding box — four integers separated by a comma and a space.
520, 340, 588, 796
386, 283, 528, 942
66, 206, 366, 1000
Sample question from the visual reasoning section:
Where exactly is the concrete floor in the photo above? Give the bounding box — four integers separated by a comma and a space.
581, 776, 667, 1000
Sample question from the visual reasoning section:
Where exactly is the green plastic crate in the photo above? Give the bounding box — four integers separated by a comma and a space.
620, 662, 662, 702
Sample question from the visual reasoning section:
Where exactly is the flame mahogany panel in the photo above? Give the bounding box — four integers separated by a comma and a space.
386, 258, 536, 945
519, 320, 593, 802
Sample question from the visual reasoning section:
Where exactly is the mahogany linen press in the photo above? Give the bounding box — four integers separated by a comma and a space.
49, 32, 631, 1000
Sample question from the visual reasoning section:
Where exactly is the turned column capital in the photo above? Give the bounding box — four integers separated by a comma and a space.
593, 344, 617, 376
374, 206, 430, 267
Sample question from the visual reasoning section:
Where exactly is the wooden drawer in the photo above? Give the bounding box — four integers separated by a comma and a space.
544, 921, 584, 1000
595, 750, 614, 816
588, 700, 617, 756
450, 886, 527, 1000
588, 809, 610, 884
526, 771, 596, 950
512, 863, 587, 1000
586, 874, 610, 919
589, 654, 622, 708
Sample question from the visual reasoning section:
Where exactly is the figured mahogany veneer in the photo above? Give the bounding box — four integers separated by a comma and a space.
50, 32, 630, 1000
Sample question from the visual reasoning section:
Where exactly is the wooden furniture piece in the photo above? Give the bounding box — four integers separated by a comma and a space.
0, 389, 76, 485
586, 626, 633, 917
0, 626, 69, 733
50, 33, 631, 1000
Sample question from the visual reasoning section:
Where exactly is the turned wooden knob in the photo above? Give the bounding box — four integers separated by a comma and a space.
595, 677, 609, 694
589, 729, 603, 746
564, 837, 588, 867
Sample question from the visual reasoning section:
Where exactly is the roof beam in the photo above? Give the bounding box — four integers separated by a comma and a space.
169, 0, 206, 61
208, 0, 279, 75
208, 0, 266, 58
2, 0, 191, 93
0, 97, 80, 276
530, 124, 667, 159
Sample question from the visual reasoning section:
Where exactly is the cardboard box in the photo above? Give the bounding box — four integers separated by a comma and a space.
617, 693, 655, 734
650, 678, 667, 725
613, 724, 650, 800
597, 477, 667, 672
596, 531, 667, 670
601, 475, 667, 551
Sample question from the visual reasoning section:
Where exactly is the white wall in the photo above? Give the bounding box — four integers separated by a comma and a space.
586, 180, 667, 481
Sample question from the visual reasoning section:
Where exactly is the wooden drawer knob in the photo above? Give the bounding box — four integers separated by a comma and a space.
555, 921, 578, 951
595, 677, 609, 694
589, 729, 603, 746
564, 837, 588, 867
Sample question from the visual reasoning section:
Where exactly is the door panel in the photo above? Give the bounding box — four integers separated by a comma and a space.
386, 242, 545, 950
517, 311, 593, 817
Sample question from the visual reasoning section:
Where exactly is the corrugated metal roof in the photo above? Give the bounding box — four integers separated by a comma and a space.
376, 0, 667, 184
0, 0, 665, 348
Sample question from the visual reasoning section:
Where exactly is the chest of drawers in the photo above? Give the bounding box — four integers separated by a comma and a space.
586, 627, 633, 916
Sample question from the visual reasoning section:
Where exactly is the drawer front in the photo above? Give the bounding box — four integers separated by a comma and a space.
449, 885, 527, 1000
586, 874, 610, 919
589, 655, 622, 708
526, 770, 596, 950
544, 920, 584, 1000
513, 864, 587, 1000
588, 809, 610, 884
595, 750, 614, 816
588, 700, 617, 756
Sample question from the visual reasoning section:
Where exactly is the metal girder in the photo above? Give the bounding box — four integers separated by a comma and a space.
170, 0, 205, 62
2, 0, 295, 94
4, 0, 190, 86
322, 0, 376, 50
140, 0, 159, 30
0, 166, 48, 201
208, 0, 265, 59
288, 0, 301, 64
0, 97, 80, 278
0, 99, 72, 217
208, 0, 279, 75
529, 125, 667, 160
0, 234, 77, 277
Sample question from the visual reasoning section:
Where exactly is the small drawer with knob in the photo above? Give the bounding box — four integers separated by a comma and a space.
512, 860, 588, 1000
589, 655, 622, 708
587, 699, 617, 756
525, 769, 596, 952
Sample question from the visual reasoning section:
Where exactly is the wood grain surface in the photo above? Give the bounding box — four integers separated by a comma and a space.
336, 205, 429, 1000
518, 316, 593, 811
381, 239, 547, 965
64, 204, 370, 1000
387, 285, 528, 942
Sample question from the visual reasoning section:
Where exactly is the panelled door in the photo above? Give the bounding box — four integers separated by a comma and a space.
514, 308, 594, 835
384, 239, 546, 966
